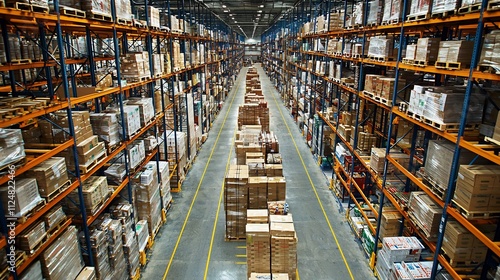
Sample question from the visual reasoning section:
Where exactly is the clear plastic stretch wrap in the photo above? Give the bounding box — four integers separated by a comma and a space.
41, 226, 84, 280
405, 44, 417, 60
0, 129, 25, 170
136, 220, 150, 251
367, 0, 382, 25
461, 0, 481, 6
422, 86, 484, 124
115, 0, 132, 20
415, 38, 441, 62
382, 0, 404, 22
407, 192, 442, 240
408, 0, 431, 16
20, 260, 43, 280
424, 140, 480, 190
0, 178, 43, 217
367, 35, 394, 58
81, 0, 111, 16
479, 30, 500, 66
432, 0, 460, 13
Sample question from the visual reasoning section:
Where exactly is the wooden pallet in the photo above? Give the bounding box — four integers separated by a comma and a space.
60, 6, 85, 18
77, 148, 107, 174
458, 3, 481, 14
368, 55, 393, 62
88, 11, 112, 22
117, 17, 133, 26
381, 19, 400, 26
0, 250, 27, 278
406, 13, 430, 22
351, 54, 364, 59
441, 246, 481, 268
423, 176, 447, 200
363, 90, 376, 99
435, 61, 465, 70
488, 0, 500, 10
413, 60, 433, 67
17, 199, 46, 224
402, 58, 414, 64
30, 3, 48, 13
380, 97, 392, 106
453, 200, 500, 219
10, 58, 31, 65
25, 232, 48, 256
422, 117, 480, 131
46, 217, 68, 236
431, 9, 457, 18
477, 64, 500, 74
151, 217, 163, 241
485, 136, 500, 146
365, 22, 378, 27
225, 236, 246, 241
42, 180, 71, 202
406, 110, 423, 121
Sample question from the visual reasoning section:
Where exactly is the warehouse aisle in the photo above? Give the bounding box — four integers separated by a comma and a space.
142, 67, 247, 280
143, 65, 376, 280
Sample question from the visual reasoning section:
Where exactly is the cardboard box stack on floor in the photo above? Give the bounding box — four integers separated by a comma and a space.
225, 164, 250, 239
246, 210, 297, 280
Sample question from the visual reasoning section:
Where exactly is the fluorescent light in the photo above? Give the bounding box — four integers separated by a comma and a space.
258, 10, 262, 13
223, 9, 229, 12
259, 4, 264, 8
222, 4, 226, 8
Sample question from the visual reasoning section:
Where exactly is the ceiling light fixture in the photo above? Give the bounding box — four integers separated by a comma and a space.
223, 9, 229, 12
258, 10, 262, 13
259, 4, 264, 8
222, 4, 226, 8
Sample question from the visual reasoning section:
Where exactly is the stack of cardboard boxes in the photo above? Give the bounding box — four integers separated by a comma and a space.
135, 166, 163, 236
41, 226, 84, 279
23, 157, 69, 198
120, 52, 151, 81
453, 165, 500, 213
407, 192, 442, 241
246, 210, 297, 280
67, 176, 110, 215
375, 236, 426, 280
225, 164, 249, 239
90, 112, 121, 148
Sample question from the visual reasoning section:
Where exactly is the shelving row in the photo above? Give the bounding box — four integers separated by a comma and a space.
0, 0, 243, 279
263, 0, 500, 279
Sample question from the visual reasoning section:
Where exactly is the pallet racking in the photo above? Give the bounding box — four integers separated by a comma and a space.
0, 0, 243, 278
263, 0, 500, 278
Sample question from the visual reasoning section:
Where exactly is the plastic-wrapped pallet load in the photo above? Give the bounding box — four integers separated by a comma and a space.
115, 0, 131, 21
0, 129, 26, 169
431, 0, 460, 14
407, 0, 432, 18
0, 178, 44, 218
415, 38, 441, 63
382, 0, 404, 23
424, 140, 482, 191
367, 35, 395, 60
127, 98, 155, 126
81, 0, 111, 17
436, 40, 474, 67
136, 220, 150, 252
479, 30, 500, 68
89, 112, 121, 147
67, 176, 110, 215
76, 267, 97, 280
20, 260, 43, 280
453, 165, 500, 213
407, 192, 442, 241
41, 226, 84, 279
22, 157, 68, 198
367, 0, 382, 25
249, 273, 289, 280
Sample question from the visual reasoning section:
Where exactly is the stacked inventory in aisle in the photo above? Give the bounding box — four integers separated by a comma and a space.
224, 68, 296, 280
262, 0, 500, 279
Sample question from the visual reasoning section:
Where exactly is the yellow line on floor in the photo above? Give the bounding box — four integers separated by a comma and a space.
236, 246, 246, 249
203, 71, 244, 279
235, 254, 247, 258
236, 262, 247, 265
297, 268, 301, 280
162, 69, 243, 280
267, 71, 355, 279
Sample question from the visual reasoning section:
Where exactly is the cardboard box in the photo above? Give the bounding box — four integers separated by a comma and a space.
0, 178, 43, 216
57, 86, 97, 100
453, 188, 490, 211
76, 135, 100, 155
23, 157, 68, 197
444, 220, 474, 248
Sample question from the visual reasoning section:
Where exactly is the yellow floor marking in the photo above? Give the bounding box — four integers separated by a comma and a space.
203, 71, 244, 279
162, 69, 242, 280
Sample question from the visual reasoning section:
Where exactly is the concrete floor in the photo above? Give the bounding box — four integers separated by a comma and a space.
142, 65, 377, 280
